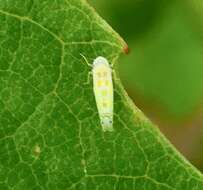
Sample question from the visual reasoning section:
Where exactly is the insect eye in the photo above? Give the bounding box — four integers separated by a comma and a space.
109, 120, 112, 124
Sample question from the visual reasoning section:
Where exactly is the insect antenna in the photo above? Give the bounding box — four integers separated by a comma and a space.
80, 53, 92, 67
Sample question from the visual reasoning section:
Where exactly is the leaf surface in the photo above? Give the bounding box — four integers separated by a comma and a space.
0, 0, 203, 190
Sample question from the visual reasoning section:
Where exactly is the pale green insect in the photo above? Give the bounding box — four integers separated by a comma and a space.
81, 55, 114, 132
93, 56, 114, 132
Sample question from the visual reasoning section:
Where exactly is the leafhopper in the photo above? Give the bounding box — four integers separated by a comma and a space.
81, 55, 114, 132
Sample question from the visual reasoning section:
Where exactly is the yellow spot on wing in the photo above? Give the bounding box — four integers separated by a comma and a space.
105, 81, 109, 86
97, 80, 102, 87
102, 90, 107, 96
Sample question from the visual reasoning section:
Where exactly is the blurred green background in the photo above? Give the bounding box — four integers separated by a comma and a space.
88, 0, 203, 171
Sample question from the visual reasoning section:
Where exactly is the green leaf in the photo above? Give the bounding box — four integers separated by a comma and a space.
0, 0, 203, 190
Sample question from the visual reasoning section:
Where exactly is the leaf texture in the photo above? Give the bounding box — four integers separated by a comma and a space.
0, 0, 203, 190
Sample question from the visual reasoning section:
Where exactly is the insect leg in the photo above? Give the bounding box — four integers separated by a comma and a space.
84, 71, 92, 85
110, 55, 119, 68
112, 69, 119, 81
